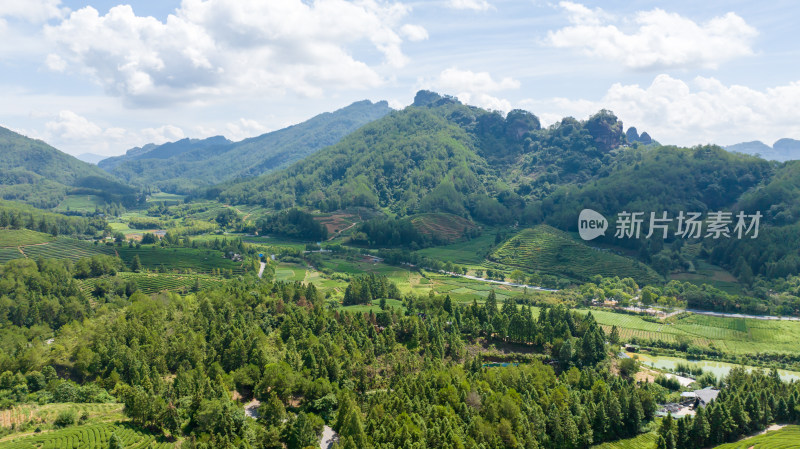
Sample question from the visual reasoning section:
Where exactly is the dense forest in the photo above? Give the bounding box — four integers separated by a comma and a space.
2, 260, 798, 448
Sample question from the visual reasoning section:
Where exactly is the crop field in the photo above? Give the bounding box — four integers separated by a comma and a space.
116, 246, 246, 275
410, 213, 480, 243
0, 247, 21, 264
77, 272, 230, 294
315, 213, 359, 238
416, 230, 502, 265
0, 422, 175, 449
0, 229, 53, 247
711, 425, 800, 448
54, 195, 105, 213
147, 192, 185, 205
274, 264, 308, 282
18, 238, 115, 261
490, 225, 662, 284
671, 261, 742, 295
0, 403, 122, 429
590, 431, 657, 449
583, 308, 800, 354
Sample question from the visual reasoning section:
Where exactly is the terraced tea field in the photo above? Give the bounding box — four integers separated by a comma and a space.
711, 425, 800, 448
490, 225, 662, 285
416, 230, 500, 265
0, 403, 122, 429
583, 308, 800, 354
77, 272, 230, 294
0, 422, 175, 448
116, 246, 247, 275
590, 431, 657, 449
21, 238, 115, 261
0, 229, 53, 247
410, 213, 479, 243
0, 237, 114, 264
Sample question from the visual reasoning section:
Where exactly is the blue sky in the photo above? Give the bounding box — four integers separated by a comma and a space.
1, 0, 798, 157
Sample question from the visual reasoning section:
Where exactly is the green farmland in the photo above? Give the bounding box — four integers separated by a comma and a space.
116, 246, 248, 275
0, 229, 53, 247
711, 425, 800, 448
0, 422, 176, 449
0, 237, 115, 264
490, 225, 663, 285
77, 272, 230, 294
584, 308, 800, 355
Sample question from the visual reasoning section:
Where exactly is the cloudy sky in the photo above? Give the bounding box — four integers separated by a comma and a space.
1, 0, 799, 157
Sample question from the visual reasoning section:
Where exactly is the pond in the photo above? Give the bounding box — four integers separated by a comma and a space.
627, 352, 800, 382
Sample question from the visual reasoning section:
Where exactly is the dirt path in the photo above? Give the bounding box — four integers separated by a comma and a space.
320, 426, 338, 449
258, 262, 266, 278
244, 399, 260, 419
328, 222, 357, 241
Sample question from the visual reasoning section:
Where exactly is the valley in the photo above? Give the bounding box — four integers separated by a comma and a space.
1, 92, 799, 449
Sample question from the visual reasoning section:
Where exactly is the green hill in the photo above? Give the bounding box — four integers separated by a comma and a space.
100, 99, 392, 192
0, 127, 138, 208
489, 225, 663, 284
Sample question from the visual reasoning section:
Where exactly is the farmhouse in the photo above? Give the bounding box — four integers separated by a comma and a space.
681, 386, 720, 408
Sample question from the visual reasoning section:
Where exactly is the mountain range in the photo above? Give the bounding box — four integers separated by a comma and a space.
726, 138, 800, 162
97, 99, 392, 193
0, 126, 137, 209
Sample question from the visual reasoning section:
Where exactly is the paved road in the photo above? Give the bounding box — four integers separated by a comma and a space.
685, 308, 800, 321
258, 261, 266, 278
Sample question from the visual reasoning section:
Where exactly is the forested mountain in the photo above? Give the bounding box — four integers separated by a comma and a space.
213, 91, 800, 291
0, 127, 138, 209
98, 136, 232, 171
727, 138, 800, 162
100, 99, 392, 193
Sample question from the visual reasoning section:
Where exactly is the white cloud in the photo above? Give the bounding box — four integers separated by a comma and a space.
546, 2, 757, 70
44, 53, 66, 71
421, 67, 519, 112
44, 0, 423, 106
400, 24, 429, 41
448, 0, 492, 12
523, 75, 800, 146
0, 0, 67, 23
434, 67, 520, 92
140, 125, 186, 144
225, 118, 268, 141
40, 110, 188, 154
45, 110, 103, 140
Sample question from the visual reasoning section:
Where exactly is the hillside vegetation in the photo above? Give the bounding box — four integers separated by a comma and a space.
101, 100, 392, 192
490, 225, 663, 284
0, 127, 137, 209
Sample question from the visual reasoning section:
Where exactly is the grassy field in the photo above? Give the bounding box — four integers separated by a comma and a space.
147, 192, 186, 205
0, 422, 175, 448
116, 246, 247, 275
710, 425, 800, 448
490, 225, 663, 285
410, 213, 480, 243
416, 230, 502, 265
584, 308, 800, 354
671, 260, 742, 295
0, 229, 53, 247
590, 431, 657, 449
77, 272, 231, 294
54, 195, 105, 213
